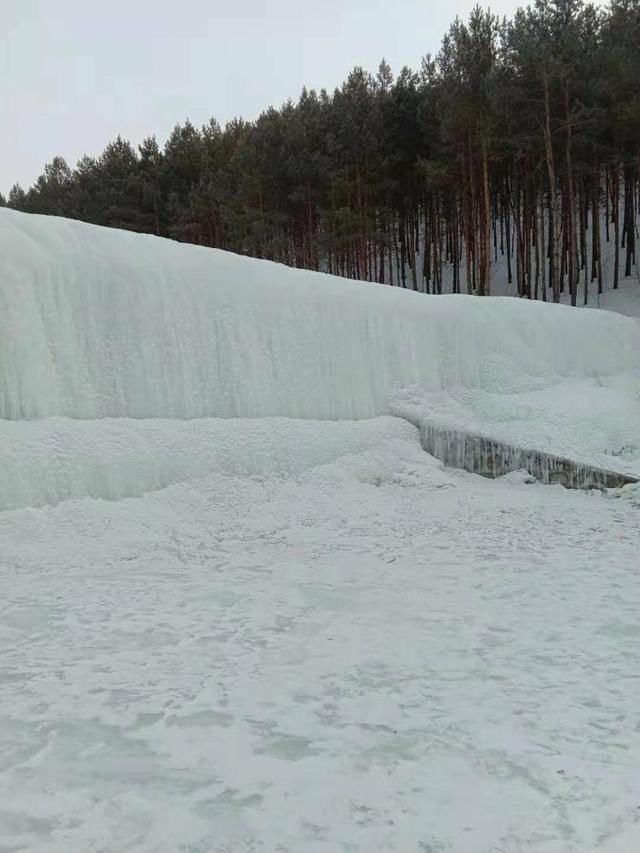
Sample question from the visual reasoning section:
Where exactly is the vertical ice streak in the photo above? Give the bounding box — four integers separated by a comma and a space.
1, 209, 639, 422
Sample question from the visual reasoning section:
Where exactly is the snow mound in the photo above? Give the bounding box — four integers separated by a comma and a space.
2, 209, 639, 422
0, 416, 421, 511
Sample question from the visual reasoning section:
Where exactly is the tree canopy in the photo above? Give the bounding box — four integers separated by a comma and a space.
7, 0, 640, 302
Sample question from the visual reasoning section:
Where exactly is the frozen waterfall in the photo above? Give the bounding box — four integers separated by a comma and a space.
2, 209, 639, 422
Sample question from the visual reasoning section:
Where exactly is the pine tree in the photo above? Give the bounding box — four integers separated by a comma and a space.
7, 184, 27, 210
7, 2, 639, 301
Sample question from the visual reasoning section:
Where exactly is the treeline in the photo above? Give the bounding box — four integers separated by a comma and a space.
3, 0, 639, 303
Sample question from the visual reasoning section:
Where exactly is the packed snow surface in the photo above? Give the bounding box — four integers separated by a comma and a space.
2, 426, 640, 853
2, 210, 640, 851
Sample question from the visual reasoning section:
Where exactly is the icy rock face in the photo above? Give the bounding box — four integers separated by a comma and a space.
2, 209, 640, 422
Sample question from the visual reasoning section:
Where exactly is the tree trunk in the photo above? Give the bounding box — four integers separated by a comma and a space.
613, 167, 620, 289
482, 140, 491, 295
533, 196, 540, 301
564, 84, 577, 307
540, 195, 547, 301
543, 75, 560, 303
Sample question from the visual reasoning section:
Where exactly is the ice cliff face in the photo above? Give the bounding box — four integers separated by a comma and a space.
2, 209, 639, 422
1, 209, 639, 509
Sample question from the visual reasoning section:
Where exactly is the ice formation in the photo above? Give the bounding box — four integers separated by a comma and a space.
416, 422, 636, 489
391, 373, 640, 483
0, 415, 417, 511
1, 208, 639, 507
2, 209, 639, 422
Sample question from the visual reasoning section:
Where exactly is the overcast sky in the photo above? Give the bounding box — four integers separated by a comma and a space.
2, 0, 522, 194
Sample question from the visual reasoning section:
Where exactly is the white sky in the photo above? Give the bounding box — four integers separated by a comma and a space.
2, 0, 522, 194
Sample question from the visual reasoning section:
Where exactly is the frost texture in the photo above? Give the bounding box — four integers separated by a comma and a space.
2, 209, 639, 421
0, 415, 417, 511
416, 421, 636, 489
391, 376, 640, 482
1, 209, 640, 509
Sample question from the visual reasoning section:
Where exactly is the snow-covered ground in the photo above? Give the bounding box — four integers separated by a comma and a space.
1, 210, 640, 852
2, 425, 640, 853
589, 279, 640, 320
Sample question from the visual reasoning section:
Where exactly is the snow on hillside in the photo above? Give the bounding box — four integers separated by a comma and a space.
1, 210, 640, 853
592, 278, 640, 319
379, 205, 640, 318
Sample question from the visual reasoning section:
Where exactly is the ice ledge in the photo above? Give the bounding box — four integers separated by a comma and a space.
404, 418, 638, 491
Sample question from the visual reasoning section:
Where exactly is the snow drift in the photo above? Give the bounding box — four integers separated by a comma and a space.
0, 415, 421, 511
2, 209, 639, 422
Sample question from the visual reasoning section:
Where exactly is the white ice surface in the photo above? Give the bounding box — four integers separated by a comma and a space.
2, 209, 639, 422
2, 422, 640, 853
0, 415, 415, 511
391, 371, 640, 479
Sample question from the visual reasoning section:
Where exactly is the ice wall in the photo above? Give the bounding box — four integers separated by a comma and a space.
391, 374, 640, 481
0, 416, 418, 511
415, 421, 637, 489
2, 209, 639, 422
